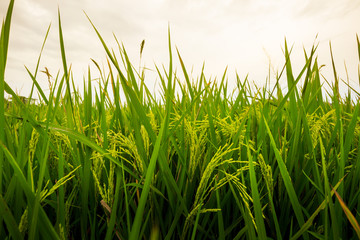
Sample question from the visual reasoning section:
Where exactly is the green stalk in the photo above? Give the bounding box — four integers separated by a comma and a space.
104, 168, 122, 240
58, 9, 74, 117
0, 193, 23, 239
215, 178, 225, 240
129, 110, 168, 240
263, 116, 308, 239
0, 142, 60, 239
0, 0, 14, 196
247, 141, 267, 239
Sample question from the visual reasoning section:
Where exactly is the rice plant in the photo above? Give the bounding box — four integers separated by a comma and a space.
1, 1, 360, 239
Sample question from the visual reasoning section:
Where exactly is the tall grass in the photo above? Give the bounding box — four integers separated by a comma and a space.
1, 1, 360, 239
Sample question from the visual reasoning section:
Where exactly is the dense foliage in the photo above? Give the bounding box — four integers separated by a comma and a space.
1, 1, 360, 239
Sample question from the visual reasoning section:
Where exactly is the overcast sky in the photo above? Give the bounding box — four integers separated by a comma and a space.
1, 0, 360, 98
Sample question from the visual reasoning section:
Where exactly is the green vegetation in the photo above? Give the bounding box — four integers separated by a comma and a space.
1, 1, 360, 239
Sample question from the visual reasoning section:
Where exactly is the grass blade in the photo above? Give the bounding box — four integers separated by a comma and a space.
291, 176, 345, 240
129, 113, 167, 240
247, 140, 267, 239
333, 188, 360, 239
0, 0, 15, 195
0, 194, 23, 240
263, 116, 308, 239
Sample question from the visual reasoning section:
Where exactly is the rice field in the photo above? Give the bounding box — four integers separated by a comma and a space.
1, 1, 360, 239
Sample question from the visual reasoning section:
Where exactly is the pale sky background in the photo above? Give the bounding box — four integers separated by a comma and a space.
1, 0, 360, 99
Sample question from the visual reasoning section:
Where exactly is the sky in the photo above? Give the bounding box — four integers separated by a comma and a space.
1, 0, 360, 98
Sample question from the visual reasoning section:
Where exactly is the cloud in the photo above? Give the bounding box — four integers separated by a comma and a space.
1, 0, 360, 97
296, 0, 360, 19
